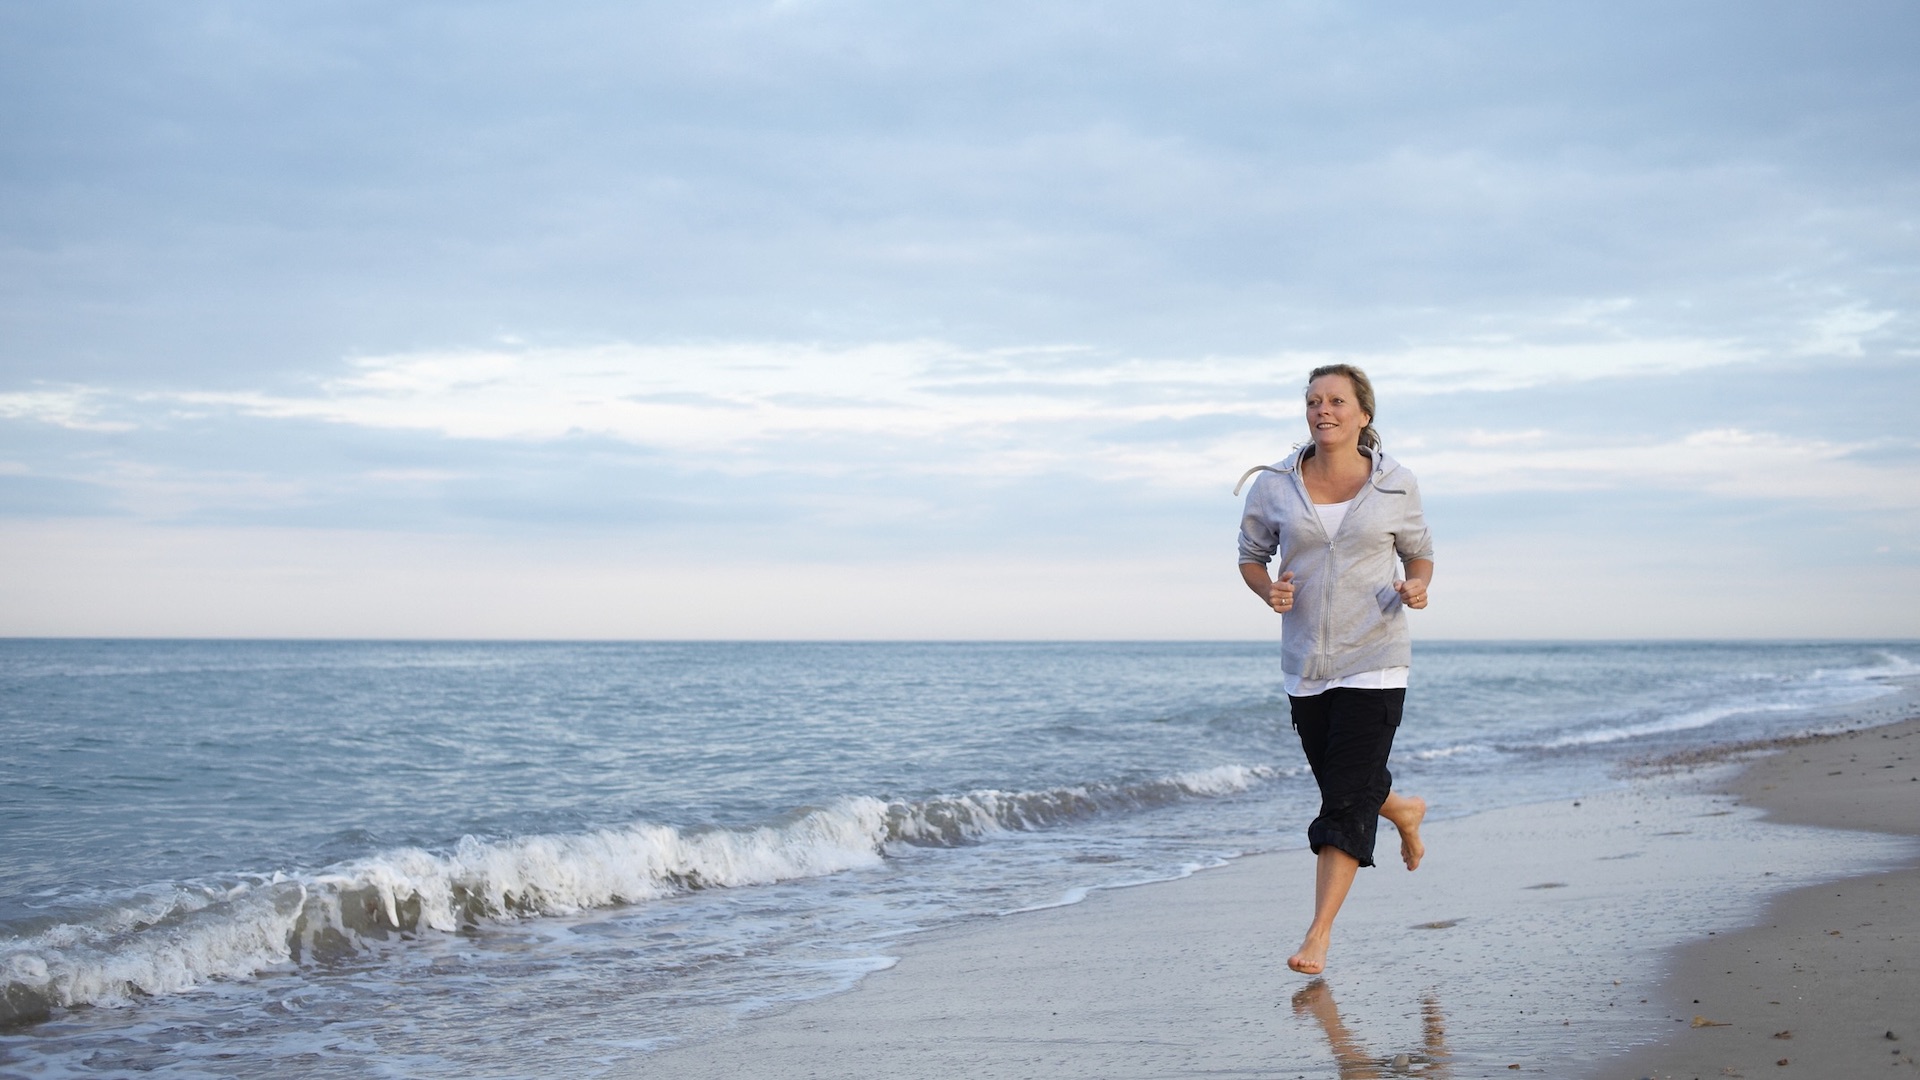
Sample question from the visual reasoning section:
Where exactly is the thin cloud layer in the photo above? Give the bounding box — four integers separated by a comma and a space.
5, 342, 1915, 526
4, 2, 1917, 377
1415, 428, 1920, 509
2, 332, 1787, 492
2, 1, 1917, 636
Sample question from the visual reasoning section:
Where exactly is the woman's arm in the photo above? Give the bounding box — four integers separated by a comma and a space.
1395, 558, 1433, 609
1241, 562, 1296, 613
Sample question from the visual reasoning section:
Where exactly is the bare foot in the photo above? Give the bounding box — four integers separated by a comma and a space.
1381, 794, 1426, 871
1288, 929, 1331, 974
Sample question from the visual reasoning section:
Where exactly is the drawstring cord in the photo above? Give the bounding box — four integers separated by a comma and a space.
1232, 464, 1285, 496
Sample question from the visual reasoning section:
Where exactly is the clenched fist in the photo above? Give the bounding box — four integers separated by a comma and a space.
1394, 577, 1428, 609
1270, 570, 1296, 614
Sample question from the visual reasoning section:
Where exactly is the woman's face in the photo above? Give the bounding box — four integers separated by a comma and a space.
1304, 374, 1369, 449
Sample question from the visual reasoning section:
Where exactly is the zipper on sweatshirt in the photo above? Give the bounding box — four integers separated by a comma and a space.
1292, 450, 1379, 680
1290, 466, 1336, 678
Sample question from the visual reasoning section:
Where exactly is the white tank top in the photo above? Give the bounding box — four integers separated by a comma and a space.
1314, 497, 1352, 537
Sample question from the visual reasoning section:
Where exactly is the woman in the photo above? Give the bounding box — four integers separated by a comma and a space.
1234, 363, 1434, 976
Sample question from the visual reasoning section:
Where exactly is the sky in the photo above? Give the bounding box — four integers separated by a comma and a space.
1, 0, 1917, 639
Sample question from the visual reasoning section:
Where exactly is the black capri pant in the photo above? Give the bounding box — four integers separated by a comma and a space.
1289, 687, 1404, 868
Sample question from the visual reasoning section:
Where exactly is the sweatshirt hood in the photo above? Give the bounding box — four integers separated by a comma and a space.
1234, 444, 1397, 496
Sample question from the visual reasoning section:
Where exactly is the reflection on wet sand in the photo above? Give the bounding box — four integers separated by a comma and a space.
1291, 979, 1450, 1078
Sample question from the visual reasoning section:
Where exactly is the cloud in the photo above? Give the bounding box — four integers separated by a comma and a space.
0, 389, 134, 432
1796, 304, 1898, 357
121, 330, 1756, 475
1415, 427, 1920, 509
4, 2, 1917, 385
10, 330, 1881, 514
3, 2, 1917, 635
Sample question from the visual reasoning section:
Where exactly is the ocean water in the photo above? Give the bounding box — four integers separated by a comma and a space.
0, 639, 1912, 1077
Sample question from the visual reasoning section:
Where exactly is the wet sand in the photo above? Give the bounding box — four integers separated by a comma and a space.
1590, 711, 1920, 1080
626, 696, 1920, 1080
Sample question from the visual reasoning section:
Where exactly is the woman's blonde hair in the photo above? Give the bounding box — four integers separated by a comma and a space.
1306, 363, 1380, 453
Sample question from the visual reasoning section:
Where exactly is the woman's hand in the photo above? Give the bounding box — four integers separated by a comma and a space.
1270, 570, 1296, 614
1395, 560, 1433, 609
1240, 563, 1297, 614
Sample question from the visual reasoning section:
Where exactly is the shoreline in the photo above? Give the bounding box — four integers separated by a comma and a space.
1588, 699, 1920, 1079
625, 688, 1920, 1079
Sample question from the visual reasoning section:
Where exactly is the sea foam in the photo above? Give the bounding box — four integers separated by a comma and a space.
1, 764, 1282, 1022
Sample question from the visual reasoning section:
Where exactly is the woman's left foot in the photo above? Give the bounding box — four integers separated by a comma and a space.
1382, 795, 1426, 871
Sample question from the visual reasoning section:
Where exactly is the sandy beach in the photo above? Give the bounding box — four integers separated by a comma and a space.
626, 690, 1920, 1080
1591, 708, 1920, 1080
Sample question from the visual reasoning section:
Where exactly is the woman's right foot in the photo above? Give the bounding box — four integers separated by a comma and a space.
1287, 929, 1331, 974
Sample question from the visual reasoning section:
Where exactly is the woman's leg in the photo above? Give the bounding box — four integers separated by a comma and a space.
1289, 790, 1426, 973
1288, 845, 1359, 974
1288, 688, 1405, 974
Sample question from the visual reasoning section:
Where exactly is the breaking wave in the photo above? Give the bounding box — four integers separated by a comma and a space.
0, 763, 1282, 1024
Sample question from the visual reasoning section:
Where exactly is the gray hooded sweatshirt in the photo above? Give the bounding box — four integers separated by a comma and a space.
1236, 446, 1435, 681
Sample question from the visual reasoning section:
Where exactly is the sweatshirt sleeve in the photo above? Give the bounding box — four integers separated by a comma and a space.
1237, 477, 1279, 566
1392, 472, 1436, 563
